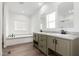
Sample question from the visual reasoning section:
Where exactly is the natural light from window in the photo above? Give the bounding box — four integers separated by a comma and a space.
46, 12, 56, 29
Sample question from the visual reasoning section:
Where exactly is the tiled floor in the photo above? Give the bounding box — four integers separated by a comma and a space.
3, 42, 45, 56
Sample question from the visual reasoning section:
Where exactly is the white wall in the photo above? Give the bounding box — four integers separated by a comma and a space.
0, 2, 2, 55
56, 2, 74, 30
55, 2, 79, 32
31, 12, 41, 33
73, 2, 79, 32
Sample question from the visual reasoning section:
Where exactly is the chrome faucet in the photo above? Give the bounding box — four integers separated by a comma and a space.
61, 30, 67, 34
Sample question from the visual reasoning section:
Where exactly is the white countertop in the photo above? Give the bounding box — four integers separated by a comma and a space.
34, 32, 79, 40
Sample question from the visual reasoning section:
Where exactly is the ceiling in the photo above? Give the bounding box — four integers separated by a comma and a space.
5, 2, 44, 16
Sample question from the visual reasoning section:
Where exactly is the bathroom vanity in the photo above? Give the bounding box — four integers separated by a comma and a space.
33, 32, 79, 56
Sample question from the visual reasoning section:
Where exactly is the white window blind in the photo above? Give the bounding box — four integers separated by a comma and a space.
14, 21, 26, 31
46, 12, 56, 29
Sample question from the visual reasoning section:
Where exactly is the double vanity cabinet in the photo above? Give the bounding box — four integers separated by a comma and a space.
33, 32, 79, 56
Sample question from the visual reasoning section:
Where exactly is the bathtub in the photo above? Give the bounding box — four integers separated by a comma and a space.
5, 34, 33, 47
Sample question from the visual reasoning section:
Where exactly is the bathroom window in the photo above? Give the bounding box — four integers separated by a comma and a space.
46, 12, 56, 29
14, 21, 26, 31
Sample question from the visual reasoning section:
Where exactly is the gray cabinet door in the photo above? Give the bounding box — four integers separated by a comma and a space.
33, 33, 36, 41
33, 33, 39, 42
35, 34, 39, 42
39, 34, 47, 54
42, 35, 47, 54
56, 38, 71, 56
39, 34, 43, 51
47, 36, 55, 51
